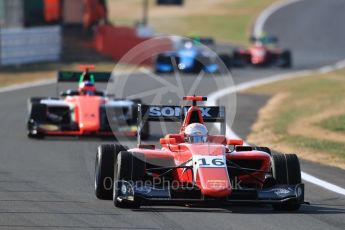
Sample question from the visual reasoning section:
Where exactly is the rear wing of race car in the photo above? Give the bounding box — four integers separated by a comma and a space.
57, 71, 113, 83
250, 35, 278, 44
137, 104, 226, 144
191, 36, 215, 46
56, 71, 113, 96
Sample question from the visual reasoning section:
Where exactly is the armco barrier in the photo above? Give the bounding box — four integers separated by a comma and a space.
94, 25, 172, 65
0, 26, 61, 65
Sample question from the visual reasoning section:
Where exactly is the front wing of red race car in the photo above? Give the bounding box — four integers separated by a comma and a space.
116, 182, 305, 207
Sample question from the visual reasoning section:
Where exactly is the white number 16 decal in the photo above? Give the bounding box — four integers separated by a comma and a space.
194, 155, 226, 168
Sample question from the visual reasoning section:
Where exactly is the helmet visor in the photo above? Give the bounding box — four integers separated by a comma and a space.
186, 135, 207, 143
82, 90, 94, 95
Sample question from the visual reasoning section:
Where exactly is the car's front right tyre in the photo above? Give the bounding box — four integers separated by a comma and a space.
94, 144, 127, 200
113, 151, 145, 208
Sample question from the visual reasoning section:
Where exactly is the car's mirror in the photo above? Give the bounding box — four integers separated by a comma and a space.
160, 138, 176, 145
227, 139, 244, 146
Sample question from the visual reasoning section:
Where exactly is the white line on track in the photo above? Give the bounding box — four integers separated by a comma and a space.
207, 0, 345, 196
254, 0, 306, 37
302, 172, 345, 195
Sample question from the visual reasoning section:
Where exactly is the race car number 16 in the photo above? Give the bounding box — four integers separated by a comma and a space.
194, 155, 226, 168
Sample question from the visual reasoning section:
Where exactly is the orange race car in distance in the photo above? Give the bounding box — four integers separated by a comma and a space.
232, 35, 292, 68
95, 96, 305, 211
27, 65, 149, 139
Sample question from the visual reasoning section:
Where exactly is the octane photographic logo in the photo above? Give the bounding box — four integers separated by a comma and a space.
106, 35, 237, 148
102, 177, 243, 192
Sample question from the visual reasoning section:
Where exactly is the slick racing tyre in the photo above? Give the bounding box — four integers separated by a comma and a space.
29, 97, 47, 104
232, 50, 248, 67
254, 146, 271, 155
219, 54, 232, 70
27, 103, 47, 139
28, 103, 47, 122
154, 54, 176, 73
113, 151, 145, 208
94, 144, 127, 200
271, 153, 302, 211
193, 56, 207, 74
279, 50, 292, 68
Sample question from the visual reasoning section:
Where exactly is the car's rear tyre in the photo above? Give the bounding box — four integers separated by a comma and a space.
95, 144, 127, 200
232, 50, 248, 67
154, 54, 175, 73
193, 56, 206, 74
60, 90, 80, 97
272, 153, 301, 184
271, 153, 301, 211
29, 97, 47, 104
280, 50, 292, 68
254, 146, 271, 155
219, 54, 232, 70
113, 151, 145, 208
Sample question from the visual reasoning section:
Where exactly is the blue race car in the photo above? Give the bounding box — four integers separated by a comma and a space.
155, 39, 231, 74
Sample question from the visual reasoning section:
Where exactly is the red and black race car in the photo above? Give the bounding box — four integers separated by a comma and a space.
27, 66, 149, 139
232, 36, 292, 68
95, 96, 305, 211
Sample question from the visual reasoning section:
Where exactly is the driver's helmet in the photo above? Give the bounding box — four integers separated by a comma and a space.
258, 32, 269, 45
184, 123, 208, 143
184, 41, 194, 50
79, 81, 96, 95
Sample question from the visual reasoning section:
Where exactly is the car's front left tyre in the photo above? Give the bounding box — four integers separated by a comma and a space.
279, 50, 292, 68
27, 102, 47, 139
271, 153, 302, 211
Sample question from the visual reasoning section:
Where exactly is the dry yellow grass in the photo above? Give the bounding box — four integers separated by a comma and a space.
245, 69, 345, 169
288, 107, 345, 143
109, 0, 239, 18
0, 71, 55, 88
108, 0, 275, 43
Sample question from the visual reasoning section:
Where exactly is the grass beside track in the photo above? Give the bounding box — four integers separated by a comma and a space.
245, 69, 345, 169
109, 0, 275, 44
318, 114, 345, 133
